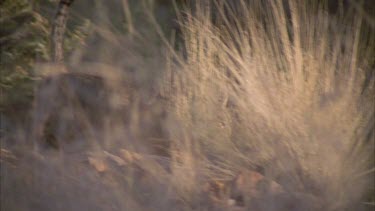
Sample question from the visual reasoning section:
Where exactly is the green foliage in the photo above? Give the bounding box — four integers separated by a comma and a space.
0, 0, 178, 120
0, 0, 90, 117
0, 0, 50, 115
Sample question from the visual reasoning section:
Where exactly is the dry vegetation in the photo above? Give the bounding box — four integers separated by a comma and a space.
1, 1, 374, 211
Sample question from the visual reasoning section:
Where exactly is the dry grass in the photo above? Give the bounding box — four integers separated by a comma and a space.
1, 1, 374, 210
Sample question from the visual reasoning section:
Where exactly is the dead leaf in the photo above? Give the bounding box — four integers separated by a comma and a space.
88, 156, 107, 172
204, 179, 230, 203
104, 151, 126, 166
0, 148, 17, 167
120, 149, 142, 163
227, 199, 236, 206
229, 170, 285, 206
0, 148, 17, 160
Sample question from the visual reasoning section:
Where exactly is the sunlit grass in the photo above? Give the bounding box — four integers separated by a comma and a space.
1, 1, 374, 210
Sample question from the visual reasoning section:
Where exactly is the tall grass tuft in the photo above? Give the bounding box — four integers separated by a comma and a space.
161, 0, 374, 210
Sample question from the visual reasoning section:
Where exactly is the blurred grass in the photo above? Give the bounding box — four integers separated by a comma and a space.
0, 0, 374, 210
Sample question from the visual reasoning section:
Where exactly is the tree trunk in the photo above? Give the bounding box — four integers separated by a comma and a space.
51, 0, 74, 63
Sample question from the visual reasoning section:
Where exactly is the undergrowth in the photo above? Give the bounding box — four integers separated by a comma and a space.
1, 1, 374, 211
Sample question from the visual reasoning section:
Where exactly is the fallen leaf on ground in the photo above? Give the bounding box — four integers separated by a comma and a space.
120, 149, 142, 163
104, 151, 126, 166
0, 148, 17, 160
88, 156, 107, 172
229, 170, 285, 206
0, 148, 17, 167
